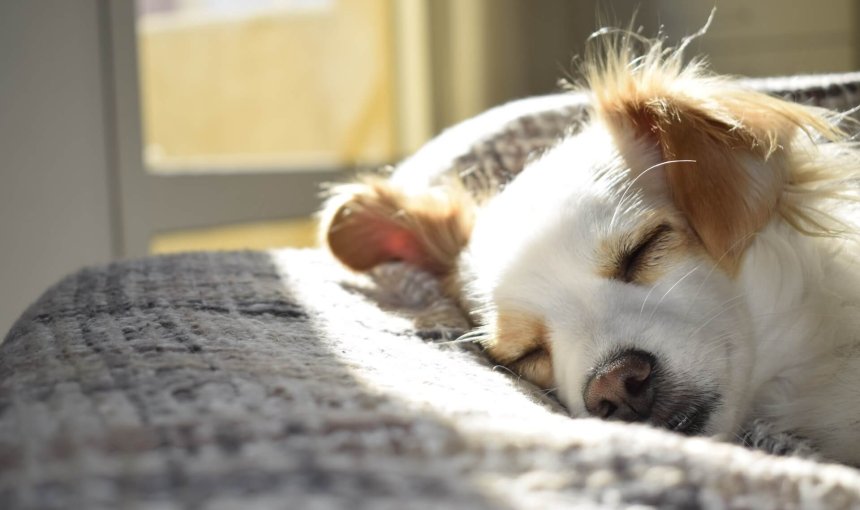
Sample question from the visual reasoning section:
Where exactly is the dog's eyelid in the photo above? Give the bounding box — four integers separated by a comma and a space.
509, 346, 550, 376
618, 223, 674, 282
514, 346, 548, 362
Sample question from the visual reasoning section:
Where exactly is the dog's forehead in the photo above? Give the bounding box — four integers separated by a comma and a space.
468, 192, 640, 309
481, 165, 652, 254
504, 125, 663, 216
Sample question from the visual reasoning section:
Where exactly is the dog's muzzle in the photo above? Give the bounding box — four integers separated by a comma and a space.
583, 348, 717, 435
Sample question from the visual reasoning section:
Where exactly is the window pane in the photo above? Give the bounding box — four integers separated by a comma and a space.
136, 0, 397, 172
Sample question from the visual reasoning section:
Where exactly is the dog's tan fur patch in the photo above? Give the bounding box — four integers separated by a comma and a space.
482, 310, 554, 389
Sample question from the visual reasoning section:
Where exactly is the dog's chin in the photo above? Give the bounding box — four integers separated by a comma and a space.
697, 407, 736, 437
557, 365, 737, 438
656, 393, 720, 436
700, 386, 753, 438
657, 386, 748, 438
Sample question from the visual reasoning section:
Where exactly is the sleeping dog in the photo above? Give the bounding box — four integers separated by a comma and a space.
320, 32, 860, 465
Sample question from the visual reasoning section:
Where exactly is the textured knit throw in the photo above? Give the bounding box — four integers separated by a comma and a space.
4, 73, 860, 508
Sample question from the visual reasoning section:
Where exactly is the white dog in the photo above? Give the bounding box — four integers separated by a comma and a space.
321, 33, 860, 465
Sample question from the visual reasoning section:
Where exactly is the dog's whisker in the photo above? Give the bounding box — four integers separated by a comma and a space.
638, 283, 660, 321
453, 329, 489, 342
688, 294, 747, 338
437, 336, 485, 347
610, 159, 697, 229
538, 386, 559, 397
647, 265, 701, 323
492, 364, 522, 382
684, 231, 758, 322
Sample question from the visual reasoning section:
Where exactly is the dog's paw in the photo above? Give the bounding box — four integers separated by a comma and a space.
739, 419, 821, 460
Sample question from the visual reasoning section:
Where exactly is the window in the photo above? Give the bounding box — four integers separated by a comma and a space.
106, 0, 435, 255
137, 0, 402, 172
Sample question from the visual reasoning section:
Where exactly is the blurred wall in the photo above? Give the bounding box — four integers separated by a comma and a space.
650, 1, 859, 77
0, 1, 115, 336
428, 0, 859, 128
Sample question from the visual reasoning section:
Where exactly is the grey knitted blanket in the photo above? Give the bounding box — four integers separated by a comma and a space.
4, 73, 860, 509
4, 249, 860, 509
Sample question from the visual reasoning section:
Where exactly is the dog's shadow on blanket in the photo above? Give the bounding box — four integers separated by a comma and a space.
2, 251, 535, 508
337, 261, 569, 414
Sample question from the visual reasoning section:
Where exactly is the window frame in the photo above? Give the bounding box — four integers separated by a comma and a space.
101, 0, 358, 257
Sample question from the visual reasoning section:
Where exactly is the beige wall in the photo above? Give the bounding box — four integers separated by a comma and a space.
652, 0, 858, 76
428, 0, 859, 129
0, 1, 114, 336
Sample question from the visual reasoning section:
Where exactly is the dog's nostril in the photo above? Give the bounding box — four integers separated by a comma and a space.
624, 370, 650, 396
597, 399, 617, 419
583, 349, 656, 422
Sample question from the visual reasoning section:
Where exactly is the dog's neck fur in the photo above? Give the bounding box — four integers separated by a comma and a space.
743, 223, 839, 387
741, 220, 860, 461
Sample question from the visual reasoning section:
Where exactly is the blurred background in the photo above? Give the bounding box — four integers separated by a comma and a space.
2, 0, 859, 335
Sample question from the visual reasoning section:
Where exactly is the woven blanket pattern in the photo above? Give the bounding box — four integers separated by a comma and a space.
3, 250, 860, 509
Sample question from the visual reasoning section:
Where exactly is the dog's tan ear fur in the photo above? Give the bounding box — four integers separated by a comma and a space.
320, 176, 475, 276
585, 35, 841, 273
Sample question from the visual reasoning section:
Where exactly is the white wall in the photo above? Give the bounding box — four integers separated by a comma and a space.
0, 1, 115, 336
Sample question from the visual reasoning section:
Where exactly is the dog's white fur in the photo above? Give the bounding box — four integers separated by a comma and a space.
321, 33, 860, 465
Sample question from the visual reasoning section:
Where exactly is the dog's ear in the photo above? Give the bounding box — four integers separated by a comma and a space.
591, 56, 837, 273
320, 176, 475, 276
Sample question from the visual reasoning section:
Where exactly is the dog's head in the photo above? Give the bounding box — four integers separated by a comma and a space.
321, 35, 844, 436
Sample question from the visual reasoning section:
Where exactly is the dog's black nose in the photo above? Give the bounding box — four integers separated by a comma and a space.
583, 349, 655, 422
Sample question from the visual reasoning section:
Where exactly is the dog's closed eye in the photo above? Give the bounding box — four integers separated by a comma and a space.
507, 347, 553, 388
616, 223, 675, 284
